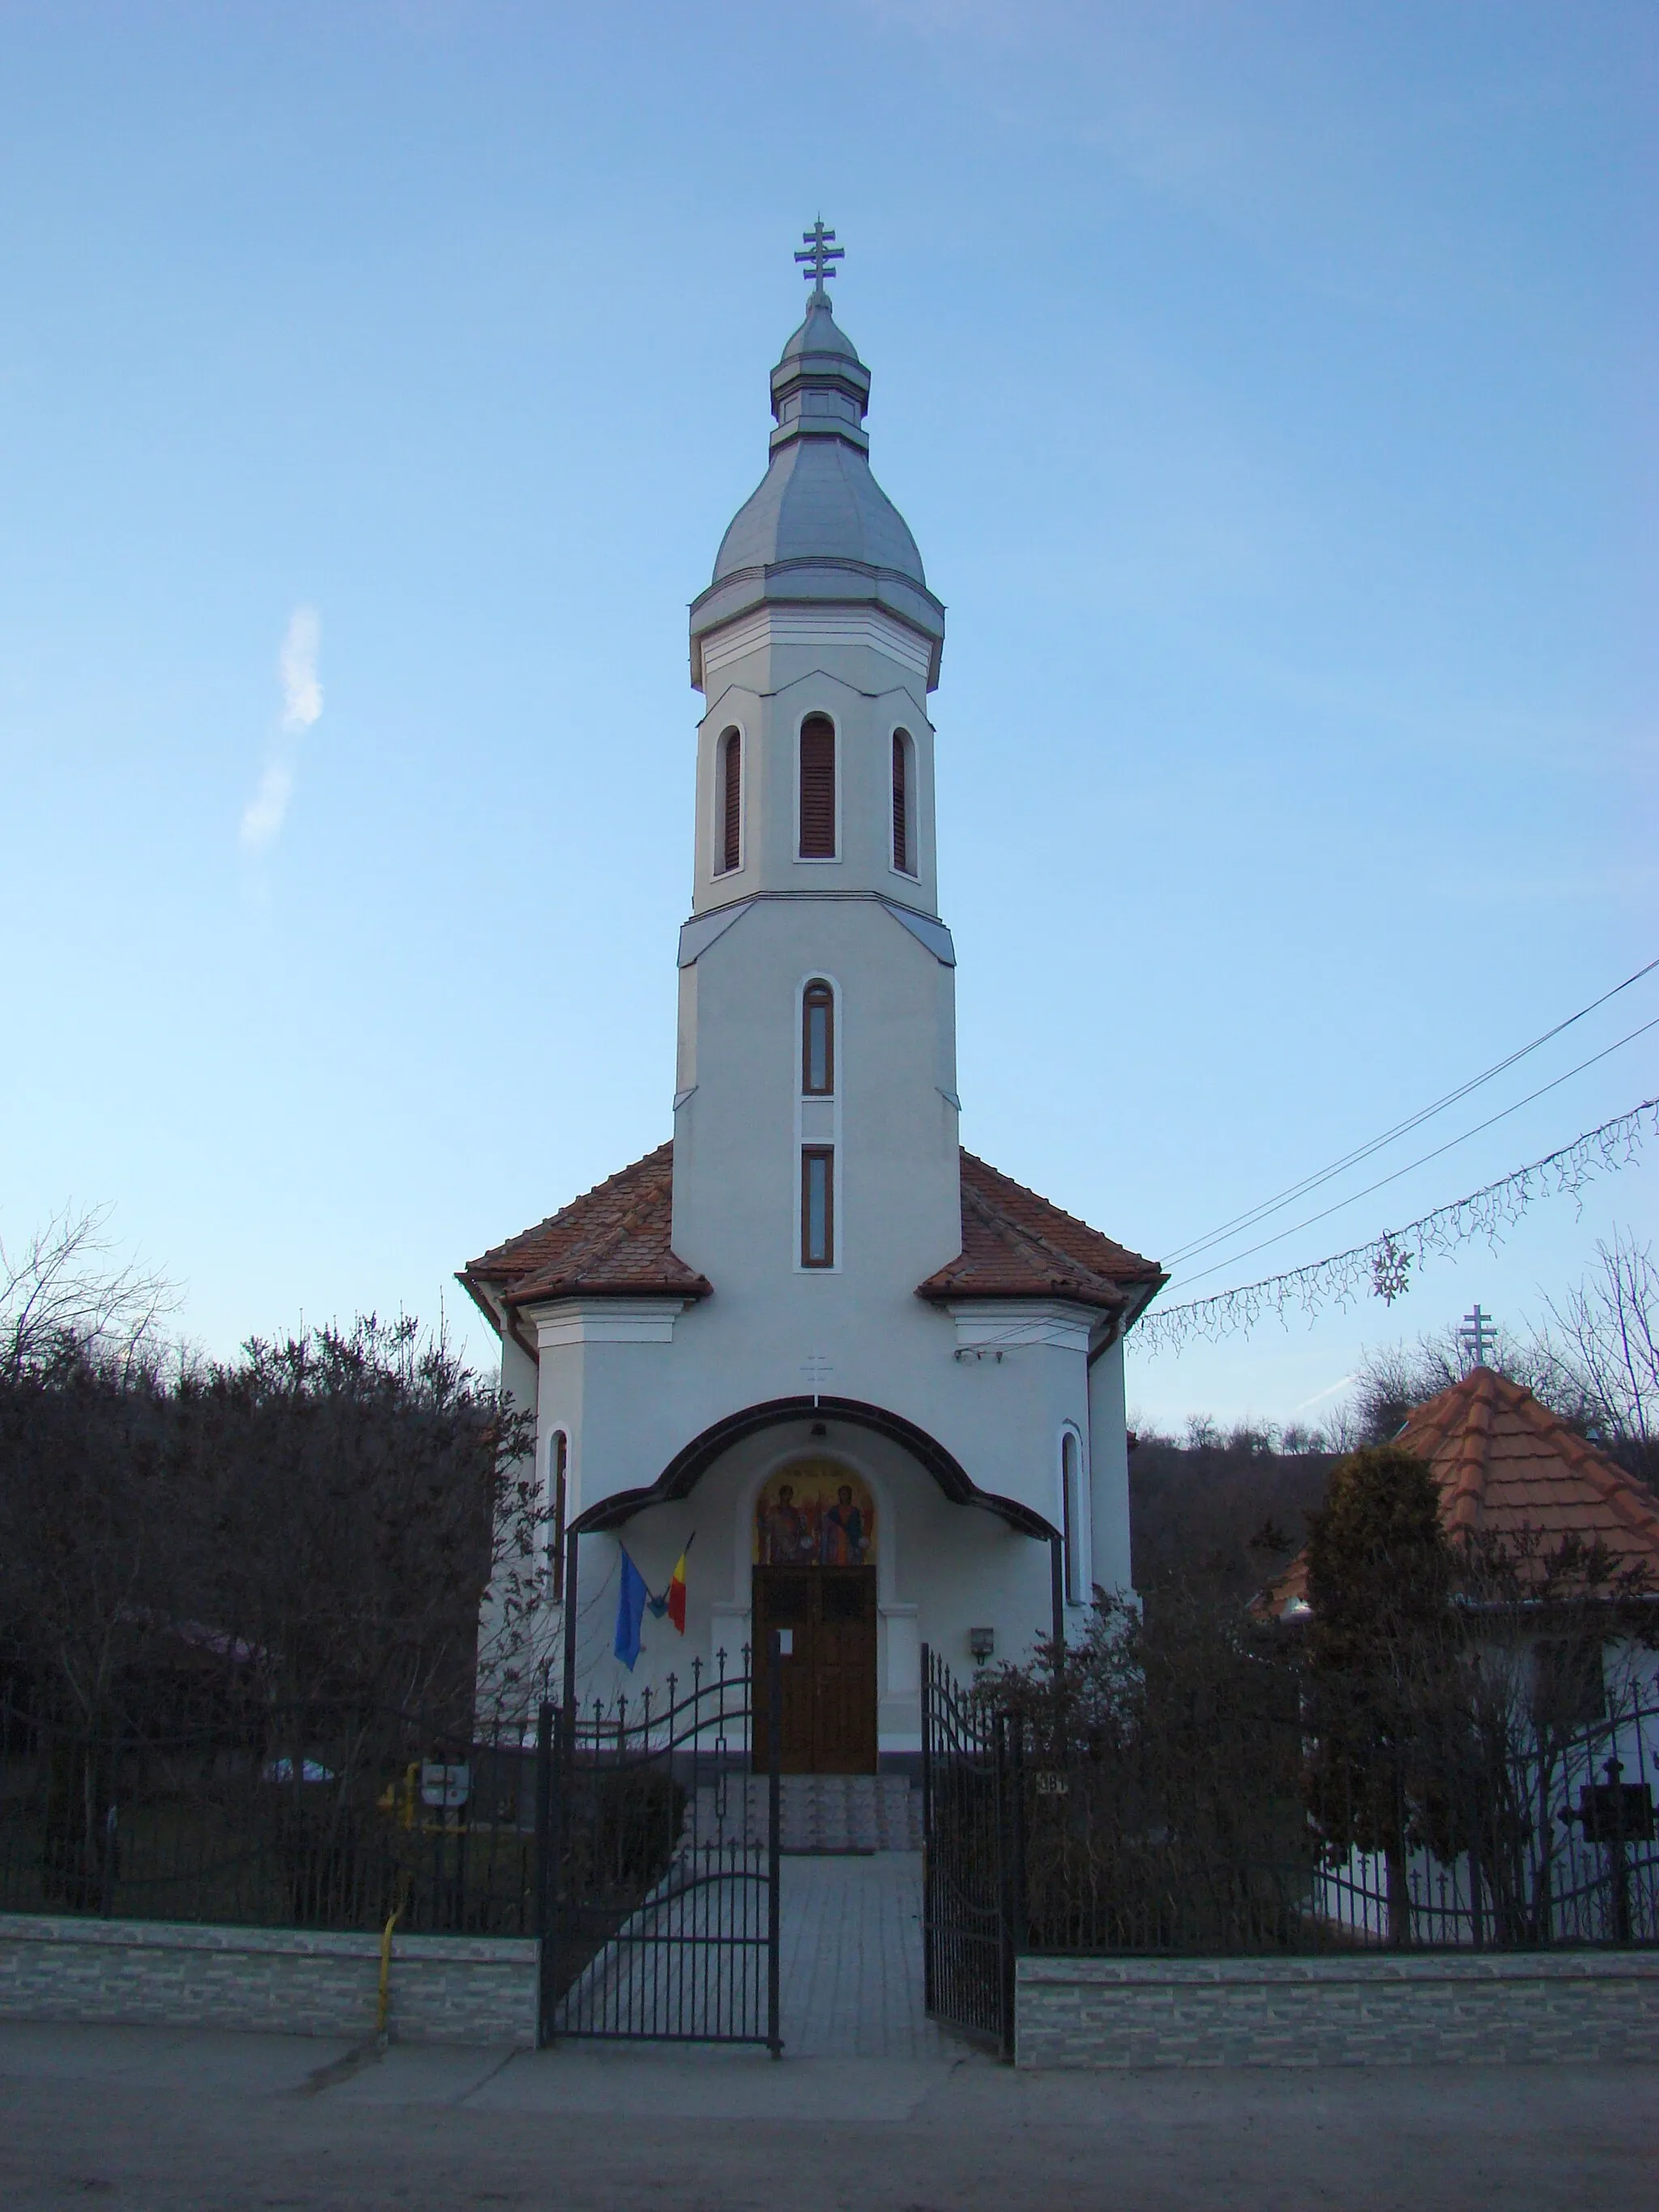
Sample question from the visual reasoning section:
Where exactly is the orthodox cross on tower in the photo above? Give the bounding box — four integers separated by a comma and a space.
795, 219, 844, 300
1458, 1303, 1499, 1368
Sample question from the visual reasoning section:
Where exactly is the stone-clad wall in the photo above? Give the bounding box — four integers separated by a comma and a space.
0, 1915, 538, 2047
1017, 1951, 1659, 2069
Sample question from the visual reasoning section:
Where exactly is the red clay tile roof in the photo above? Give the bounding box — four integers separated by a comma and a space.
463, 1142, 1163, 1325
1263, 1366, 1659, 1615
463, 1144, 712, 1310
915, 1151, 1166, 1315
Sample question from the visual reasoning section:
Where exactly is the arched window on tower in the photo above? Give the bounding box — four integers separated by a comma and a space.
801, 978, 834, 1096
718, 727, 742, 875
548, 1430, 569, 1600
798, 714, 837, 858
891, 729, 915, 876
1060, 1429, 1085, 1605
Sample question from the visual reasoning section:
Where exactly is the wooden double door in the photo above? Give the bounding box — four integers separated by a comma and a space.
752, 1566, 878, 1774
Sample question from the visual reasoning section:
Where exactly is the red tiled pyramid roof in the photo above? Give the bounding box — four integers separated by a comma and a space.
916, 1152, 1165, 1315
1398, 1366, 1659, 1571
1263, 1366, 1659, 1614
462, 1142, 1163, 1324
463, 1144, 712, 1308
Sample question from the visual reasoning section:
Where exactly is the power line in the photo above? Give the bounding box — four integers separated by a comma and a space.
1135, 1093, 1659, 1358
1170, 1011, 1659, 1292
1163, 954, 1659, 1269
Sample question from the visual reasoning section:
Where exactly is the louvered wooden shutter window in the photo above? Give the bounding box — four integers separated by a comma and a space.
720, 730, 741, 872
892, 730, 911, 873
798, 715, 836, 857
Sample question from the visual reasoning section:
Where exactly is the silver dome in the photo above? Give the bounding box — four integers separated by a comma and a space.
690, 296, 944, 689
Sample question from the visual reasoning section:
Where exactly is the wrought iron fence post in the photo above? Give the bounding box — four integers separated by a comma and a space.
1606, 1757, 1635, 1946
535, 1697, 562, 2048
767, 1629, 783, 2060
919, 1644, 933, 2016
99, 1792, 116, 1920
996, 1709, 1024, 2062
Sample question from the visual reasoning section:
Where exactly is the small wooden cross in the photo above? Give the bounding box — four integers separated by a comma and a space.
794, 219, 844, 297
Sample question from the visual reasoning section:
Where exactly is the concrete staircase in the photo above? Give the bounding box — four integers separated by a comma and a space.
689, 1773, 923, 1853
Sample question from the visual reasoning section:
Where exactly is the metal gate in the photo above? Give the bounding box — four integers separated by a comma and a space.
919, 1644, 1021, 2057
538, 1640, 782, 2052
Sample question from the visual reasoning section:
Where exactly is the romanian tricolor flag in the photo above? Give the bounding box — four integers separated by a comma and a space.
666, 1545, 689, 1634
646, 1532, 693, 1634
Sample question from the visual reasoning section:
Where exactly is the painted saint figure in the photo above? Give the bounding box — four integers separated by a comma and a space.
821, 1483, 868, 1566
759, 1481, 815, 1565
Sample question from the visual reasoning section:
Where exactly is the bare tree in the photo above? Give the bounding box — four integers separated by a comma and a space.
1, 1205, 173, 1382
1529, 1234, 1659, 1486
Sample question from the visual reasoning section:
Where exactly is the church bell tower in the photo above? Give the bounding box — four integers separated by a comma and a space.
670, 228, 962, 1312
463, 228, 1162, 1733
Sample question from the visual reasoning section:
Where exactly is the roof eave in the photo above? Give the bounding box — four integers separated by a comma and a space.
914, 1276, 1127, 1314
504, 1274, 714, 1309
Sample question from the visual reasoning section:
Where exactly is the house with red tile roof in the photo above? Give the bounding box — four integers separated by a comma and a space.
1264, 1365, 1659, 1620
459, 273, 1164, 1757
1260, 1367, 1659, 1946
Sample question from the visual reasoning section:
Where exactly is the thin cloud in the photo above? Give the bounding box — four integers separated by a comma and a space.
241, 607, 322, 853
1290, 1374, 1356, 1417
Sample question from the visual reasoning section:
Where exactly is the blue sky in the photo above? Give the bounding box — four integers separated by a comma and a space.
1, 2, 1654, 1430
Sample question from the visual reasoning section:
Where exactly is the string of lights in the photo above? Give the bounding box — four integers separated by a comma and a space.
1169, 1012, 1659, 1294
1134, 1094, 1659, 1358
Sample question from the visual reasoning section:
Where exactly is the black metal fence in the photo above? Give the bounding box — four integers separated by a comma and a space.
0, 1694, 542, 1935
1015, 1683, 1659, 1958
2, 1644, 787, 2056
922, 1644, 1659, 2050
542, 1643, 781, 2052
919, 1647, 1017, 2055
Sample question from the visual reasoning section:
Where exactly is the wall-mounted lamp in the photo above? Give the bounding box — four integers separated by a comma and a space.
968, 1626, 996, 1666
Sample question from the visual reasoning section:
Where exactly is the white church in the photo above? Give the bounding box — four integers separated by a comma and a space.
461, 235, 1165, 1771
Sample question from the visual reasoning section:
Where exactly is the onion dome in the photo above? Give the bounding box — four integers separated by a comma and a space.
689, 241, 945, 690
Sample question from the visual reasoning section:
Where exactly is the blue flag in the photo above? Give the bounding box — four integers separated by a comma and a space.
614, 1546, 649, 1671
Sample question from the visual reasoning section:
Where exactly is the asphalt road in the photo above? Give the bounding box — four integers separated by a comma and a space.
2, 2022, 1655, 2210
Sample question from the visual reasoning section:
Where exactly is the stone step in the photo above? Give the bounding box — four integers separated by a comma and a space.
688, 1772, 923, 1853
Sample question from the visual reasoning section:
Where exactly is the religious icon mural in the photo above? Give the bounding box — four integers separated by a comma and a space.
753, 1463, 876, 1567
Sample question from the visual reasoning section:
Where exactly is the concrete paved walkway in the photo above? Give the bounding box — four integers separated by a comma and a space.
3, 2018, 1657, 2210
778, 1849, 940, 2056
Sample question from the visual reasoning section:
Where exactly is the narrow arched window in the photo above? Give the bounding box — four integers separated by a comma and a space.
1061, 1430, 1085, 1605
548, 1430, 569, 1600
892, 730, 914, 875
801, 978, 834, 1096
798, 714, 836, 858
719, 728, 742, 874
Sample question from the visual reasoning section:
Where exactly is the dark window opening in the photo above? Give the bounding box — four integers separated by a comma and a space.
1061, 1431, 1083, 1605
549, 1430, 569, 1600
892, 730, 912, 873
801, 1147, 834, 1267
802, 980, 834, 1096
1534, 1637, 1606, 1728
719, 728, 742, 873
798, 715, 836, 858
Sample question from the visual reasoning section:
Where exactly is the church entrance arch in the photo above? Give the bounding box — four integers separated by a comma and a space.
752, 1459, 877, 1775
